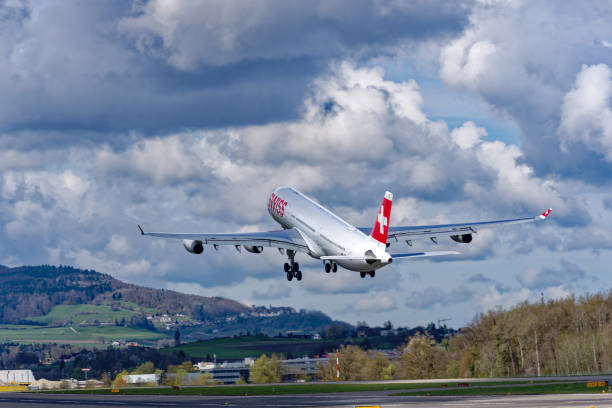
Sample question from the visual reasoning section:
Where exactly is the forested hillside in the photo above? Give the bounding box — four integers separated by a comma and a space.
0, 265, 339, 341
0, 265, 247, 324
418, 293, 612, 378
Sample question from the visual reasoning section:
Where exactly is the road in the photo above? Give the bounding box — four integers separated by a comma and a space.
0, 392, 611, 407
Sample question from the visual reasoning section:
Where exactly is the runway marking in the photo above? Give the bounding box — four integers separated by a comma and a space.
442, 404, 510, 406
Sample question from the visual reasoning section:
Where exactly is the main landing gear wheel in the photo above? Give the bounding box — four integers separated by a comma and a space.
360, 272, 366, 278
332, 263, 337, 273
325, 263, 331, 273
368, 271, 375, 278
284, 250, 302, 282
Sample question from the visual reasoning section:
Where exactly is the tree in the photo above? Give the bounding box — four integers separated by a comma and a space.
174, 328, 181, 346
363, 351, 393, 380
197, 372, 217, 385
324, 323, 350, 339
318, 345, 368, 381
132, 361, 155, 374
397, 334, 443, 379
112, 370, 129, 388
249, 355, 282, 383
101, 372, 111, 387
181, 360, 194, 372
174, 369, 186, 386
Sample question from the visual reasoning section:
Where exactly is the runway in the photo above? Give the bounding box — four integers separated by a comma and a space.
0, 392, 611, 408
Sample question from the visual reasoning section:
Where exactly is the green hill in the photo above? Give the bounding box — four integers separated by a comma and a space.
0, 265, 339, 345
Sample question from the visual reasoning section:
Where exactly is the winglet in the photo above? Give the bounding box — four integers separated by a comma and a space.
137, 224, 144, 235
538, 208, 552, 220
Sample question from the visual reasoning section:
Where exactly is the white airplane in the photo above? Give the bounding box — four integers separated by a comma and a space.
139, 187, 551, 281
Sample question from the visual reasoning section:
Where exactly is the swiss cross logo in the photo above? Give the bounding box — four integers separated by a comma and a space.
377, 204, 388, 234
371, 192, 392, 244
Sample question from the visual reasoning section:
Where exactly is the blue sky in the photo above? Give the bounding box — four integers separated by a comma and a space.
2, 0, 612, 328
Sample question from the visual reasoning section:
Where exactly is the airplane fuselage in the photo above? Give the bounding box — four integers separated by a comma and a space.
267, 187, 391, 272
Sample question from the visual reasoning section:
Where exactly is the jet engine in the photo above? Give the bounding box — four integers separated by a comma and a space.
183, 239, 204, 254
450, 234, 473, 243
243, 245, 264, 253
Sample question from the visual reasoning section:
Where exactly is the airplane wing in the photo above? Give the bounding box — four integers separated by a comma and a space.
358, 209, 552, 244
138, 226, 312, 254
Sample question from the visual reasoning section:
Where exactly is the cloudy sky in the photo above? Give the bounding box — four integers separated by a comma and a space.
2, 0, 612, 328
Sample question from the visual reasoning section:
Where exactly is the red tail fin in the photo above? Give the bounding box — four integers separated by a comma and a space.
371, 191, 393, 245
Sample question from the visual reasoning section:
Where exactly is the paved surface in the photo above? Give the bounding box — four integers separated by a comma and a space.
0, 392, 611, 408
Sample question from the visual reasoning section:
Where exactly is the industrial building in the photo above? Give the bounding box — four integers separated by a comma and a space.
124, 374, 161, 385
281, 357, 328, 380
0, 370, 35, 385
197, 360, 252, 384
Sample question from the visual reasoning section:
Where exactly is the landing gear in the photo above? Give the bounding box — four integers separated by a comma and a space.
324, 261, 338, 273
360, 271, 375, 278
285, 250, 301, 282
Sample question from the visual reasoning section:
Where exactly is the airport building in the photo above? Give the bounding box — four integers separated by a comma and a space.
124, 374, 161, 385
197, 360, 252, 384
281, 357, 328, 381
0, 370, 35, 385
194, 356, 329, 383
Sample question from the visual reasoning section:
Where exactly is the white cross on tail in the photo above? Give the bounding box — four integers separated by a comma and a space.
377, 205, 388, 234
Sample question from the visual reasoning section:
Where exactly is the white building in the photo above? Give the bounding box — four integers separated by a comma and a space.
123, 374, 160, 385
0, 370, 35, 384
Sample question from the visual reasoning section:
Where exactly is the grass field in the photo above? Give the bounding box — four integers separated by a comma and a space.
42, 380, 578, 396
0, 325, 163, 344
166, 336, 338, 359
28, 304, 136, 325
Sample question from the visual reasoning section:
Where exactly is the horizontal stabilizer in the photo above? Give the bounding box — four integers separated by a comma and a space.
321, 250, 460, 262
320, 255, 372, 261
391, 251, 460, 259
